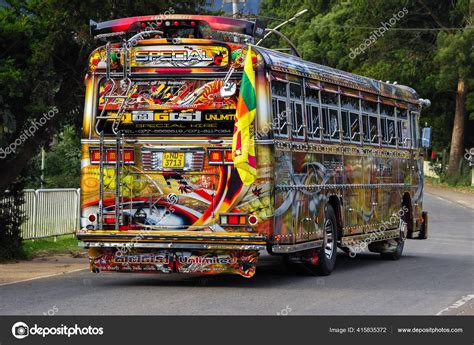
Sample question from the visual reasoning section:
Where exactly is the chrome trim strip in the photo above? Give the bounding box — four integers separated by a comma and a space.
142, 146, 204, 151
340, 229, 400, 247
77, 232, 266, 242
272, 239, 323, 253
276, 183, 409, 191
81, 139, 274, 145
79, 241, 265, 251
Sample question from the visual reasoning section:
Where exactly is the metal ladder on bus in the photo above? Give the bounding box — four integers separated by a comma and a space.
97, 40, 134, 230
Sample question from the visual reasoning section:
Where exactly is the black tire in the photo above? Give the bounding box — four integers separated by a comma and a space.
418, 211, 428, 239
370, 219, 406, 260
380, 240, 404, 260
314, 205, 338, 275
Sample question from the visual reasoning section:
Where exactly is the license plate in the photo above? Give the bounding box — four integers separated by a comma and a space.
162, 152, 185, 168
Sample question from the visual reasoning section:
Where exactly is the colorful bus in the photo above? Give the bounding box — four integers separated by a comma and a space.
77, 14, 430, 278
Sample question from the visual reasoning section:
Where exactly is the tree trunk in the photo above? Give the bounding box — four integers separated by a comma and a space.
447, 77, 467, 175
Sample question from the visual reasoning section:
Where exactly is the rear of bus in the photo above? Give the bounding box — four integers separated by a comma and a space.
77, 16, 273, 278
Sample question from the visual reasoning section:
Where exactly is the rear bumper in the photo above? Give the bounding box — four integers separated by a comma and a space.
77, 230, 267, 251
79, 231, 264, 278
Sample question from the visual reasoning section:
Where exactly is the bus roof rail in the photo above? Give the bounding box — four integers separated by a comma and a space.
89, 15, 264, 41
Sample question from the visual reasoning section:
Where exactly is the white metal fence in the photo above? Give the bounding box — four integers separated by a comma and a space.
20, 189, 80, 239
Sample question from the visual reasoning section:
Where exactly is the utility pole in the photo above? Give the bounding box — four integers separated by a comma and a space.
232, 0, 239, 18
223, 0, 244, 18
40, 147, 45, 189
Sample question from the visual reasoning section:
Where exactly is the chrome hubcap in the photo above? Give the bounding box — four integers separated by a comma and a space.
324, 219, 334, 259
399, 219, 408, 240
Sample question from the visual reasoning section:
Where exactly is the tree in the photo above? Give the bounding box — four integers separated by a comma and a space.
0, 0, 208, 192
258, 0, 474, 166
25, 126, 81, 188
0, 180, 26, 260
0, 0, 207, 258
432, 3, 473, 175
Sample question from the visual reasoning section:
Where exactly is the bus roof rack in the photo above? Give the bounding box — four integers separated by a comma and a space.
89, 15, 264, 41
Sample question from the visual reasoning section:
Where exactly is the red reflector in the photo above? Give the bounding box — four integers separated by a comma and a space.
209, 151, 223, 163
224, 150, 233, 163
190, 21, 196, 27
173, 21, 179, 27
107, 150, 116, 162
123, 149, 135, 163
103, 215, 115, 224
90, 149, 134, 164
228, 215, 239, 225
91, 150, 101, 163
88, 214, 96, 222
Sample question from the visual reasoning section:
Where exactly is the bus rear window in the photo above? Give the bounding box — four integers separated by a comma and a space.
95, 78, 238, 136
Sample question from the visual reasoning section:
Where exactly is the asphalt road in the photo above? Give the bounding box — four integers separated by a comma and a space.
0, 192, 472, 315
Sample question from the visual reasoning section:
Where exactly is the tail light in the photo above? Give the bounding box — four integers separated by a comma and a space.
220, 213, 248, 226
103, 214, 116, 224
208, 149, 233, 165
248, 215, 258, 226
209, 150, 223, 164
90, 148, 135, 164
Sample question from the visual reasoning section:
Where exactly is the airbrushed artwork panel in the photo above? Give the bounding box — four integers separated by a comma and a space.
80, 143, 274, 233
273, 149, 328, 244
90, 248, 259, 278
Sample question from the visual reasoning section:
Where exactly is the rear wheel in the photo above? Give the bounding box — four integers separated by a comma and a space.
311, 205, 338, 275
368, 219, 406, 260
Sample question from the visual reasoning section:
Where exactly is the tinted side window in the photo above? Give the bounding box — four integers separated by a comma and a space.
306, 88, 319, 103
342, 110, 361, 143
411, 112, 418, 148
341, 95, 359, 111
271, 80, 287, 97
307, 104, 321, 141
342, 111, 350, 140
397, 107, 408, 119
291, 101, 304, 138
289, 83, 302, 100
363, 114, 379, 144
271, 80, 288, 138
272, 98, 289, 137
382, 118, 396, 145
380, 104, 395, 117
321, 92, 338, 106
362, 100, 378, 114
350, 112, 360, 142
323, 108, 339, 140
397, 120, 410, 147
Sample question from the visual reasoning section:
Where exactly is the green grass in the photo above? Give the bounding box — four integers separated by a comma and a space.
21, 234, 83, 259
425, 176, 474, 194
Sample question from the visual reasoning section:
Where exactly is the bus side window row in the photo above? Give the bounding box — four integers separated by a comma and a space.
270, 79, 415, 148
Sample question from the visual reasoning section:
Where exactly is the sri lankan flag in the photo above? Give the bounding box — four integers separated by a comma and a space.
232, 45, 257, 185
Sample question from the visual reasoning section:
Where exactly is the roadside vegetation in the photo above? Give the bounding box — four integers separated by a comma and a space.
21, 235, 83, 260
425, 176, 474, 194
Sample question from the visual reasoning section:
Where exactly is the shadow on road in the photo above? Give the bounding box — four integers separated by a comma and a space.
95, 251, 423, 289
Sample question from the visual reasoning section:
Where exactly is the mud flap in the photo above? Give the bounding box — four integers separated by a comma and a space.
419, 211, 428, 239
406, 211, 428, 240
